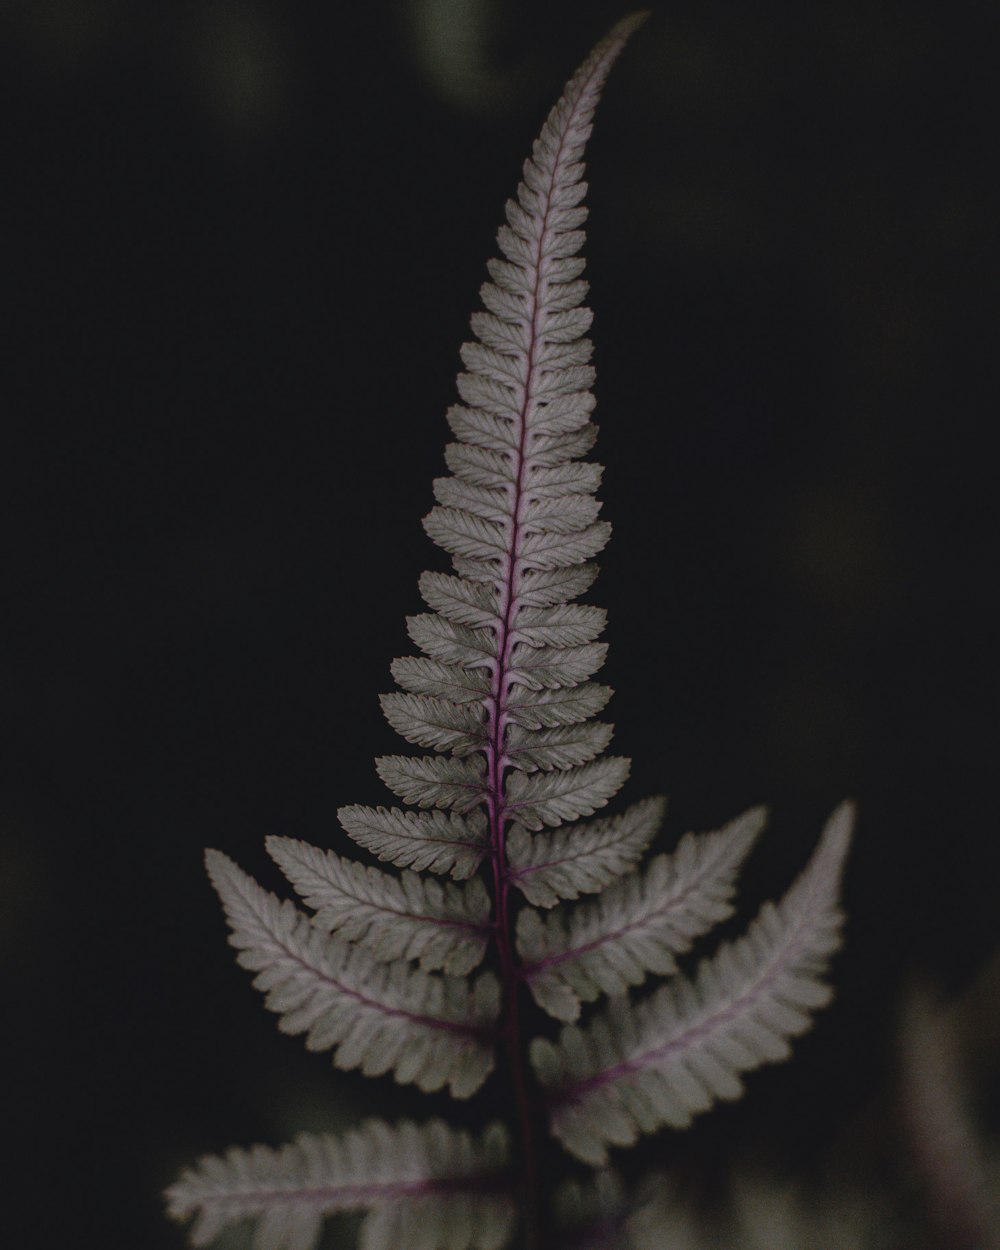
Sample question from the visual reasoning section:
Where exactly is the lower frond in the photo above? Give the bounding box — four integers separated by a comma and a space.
166, 1119, 514, 1250
532, 802, 854, 1163
517, 806, 765, 1021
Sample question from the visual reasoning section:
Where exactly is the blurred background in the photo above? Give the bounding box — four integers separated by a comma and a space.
2, 0, 997, 1245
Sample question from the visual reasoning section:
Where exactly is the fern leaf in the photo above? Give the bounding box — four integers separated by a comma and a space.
376, 754, 486, 811
166, 1118, 514, 1250
506, 682, 612, 730
519, 522, 612, 571
528, 423, 599, 465
423, 506, 509, 564
445, 404, 519, 451
507, 641, 608, 691
443, 441, 515, 488
505, 757, 630, 829
524, 383, 597, 439
337, 804, 488, 878
515, 564, 599, 607
506, 721, 614, 772
525, 462, 603, 498
419, 571, 500, 628
407, 615, 498, 668
512, 604, 607, 648
391, 656, 491, 702
522, 492, 603, 535
531, 802, 855, 1162
266, 838, 492, 975
507, 797, 665, 907
433, 476, 511, 524
380, 692, 488, 755
206, 851, 498, 1097
517, 806, 766, 1020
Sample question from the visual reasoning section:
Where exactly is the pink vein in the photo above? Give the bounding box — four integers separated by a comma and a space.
245, 889, 493, 1039
523, 845, 736, 975
200, 1174, 509, 1208
549, 900, 823, 1104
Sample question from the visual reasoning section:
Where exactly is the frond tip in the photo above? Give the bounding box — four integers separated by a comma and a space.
165, 1118, 514, 1250
532, 802, 855, 1164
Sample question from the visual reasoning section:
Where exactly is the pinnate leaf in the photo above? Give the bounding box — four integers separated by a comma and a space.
505, 756, 630, 829
206, 850, 499, 1098
507, 796, 665, 908
532, 803, 855, 1162
166, 1118, 514, 1250
337, 805, 488, 878
266, 837, 492, 975
376, 754, 486, 811
517, 806, 766, 1020
505, 721, 614, 772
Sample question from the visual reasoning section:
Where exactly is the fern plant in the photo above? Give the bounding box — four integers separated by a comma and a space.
166, 14, 853, 1250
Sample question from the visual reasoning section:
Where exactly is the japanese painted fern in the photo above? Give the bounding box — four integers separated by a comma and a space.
167, 14, 853, 1249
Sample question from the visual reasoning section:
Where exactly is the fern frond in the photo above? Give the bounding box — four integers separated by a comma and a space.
507, 642, 609, 691
512, 604, 607, 647
336, 804, 488, 878
206, 850, 498, 1097
423, 507, 510, 563
172, 16, 857, 1250
266, 838, 492, 975
443, 442, 513, 489
377, 13, 644, 882
418, 571, 499, 628
506, 721, 614, 772
522, 493, 603, 535
166, 1118, 514, 1250
507, 797, 665, 908
519, 522, 612, 571
375, 754, 486, 812
433, 477, 511, 524
379, 692, 488, 756
407, 615, 498, 667
391, 657, 491, 701
514, 564, 599, 607
506, 682, 612, 731
532, 802, 854, 1162
517, 807, 766, 1021
527, 423, 599, 465
505, 757, 630, 830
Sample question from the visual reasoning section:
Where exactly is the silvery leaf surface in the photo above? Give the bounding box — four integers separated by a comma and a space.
205, 851, 499, 1098
166, 1118, 513, 1250
267, 837, 492, 975
517, 807, 766, 1020
532, 803, 855, 1163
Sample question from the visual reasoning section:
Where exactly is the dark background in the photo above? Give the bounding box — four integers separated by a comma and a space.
3, 1, 997, 1246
